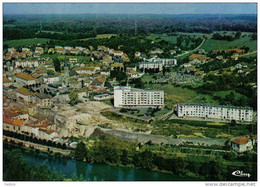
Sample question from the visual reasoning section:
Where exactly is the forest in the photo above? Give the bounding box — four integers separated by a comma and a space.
3, 14, 257, 40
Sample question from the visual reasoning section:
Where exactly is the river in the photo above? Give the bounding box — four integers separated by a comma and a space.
15, 148, 196, 181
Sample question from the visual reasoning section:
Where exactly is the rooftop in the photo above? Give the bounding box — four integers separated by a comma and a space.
16, 73, 35, 81
232, 136, 250, 145
17, 87, 35, 96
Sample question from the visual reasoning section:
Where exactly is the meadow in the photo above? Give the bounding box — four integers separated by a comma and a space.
3, 38, 51, 48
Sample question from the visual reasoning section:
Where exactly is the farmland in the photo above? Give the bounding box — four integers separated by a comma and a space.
201, 35, 256, 52
3, 38, 51, 48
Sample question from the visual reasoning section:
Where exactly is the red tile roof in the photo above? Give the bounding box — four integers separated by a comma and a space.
232, 136, 250, 145
16, 73, 35, 81
17, 87, 35, 96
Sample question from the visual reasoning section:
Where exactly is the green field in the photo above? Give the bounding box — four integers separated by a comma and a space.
4, 38, 51, 47
143, 83, 218, 107
201, 36, 256, 52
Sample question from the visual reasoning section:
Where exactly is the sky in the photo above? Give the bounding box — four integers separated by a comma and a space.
3, 3, 257, 15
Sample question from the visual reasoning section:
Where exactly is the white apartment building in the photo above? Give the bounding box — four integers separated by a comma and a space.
114, 86, 164, 108
176, 103, 253, 122
139, 57, 177, 71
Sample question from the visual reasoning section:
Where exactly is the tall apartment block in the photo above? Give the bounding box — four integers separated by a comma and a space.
177, 103, 253, 122
114, 86, 164, 108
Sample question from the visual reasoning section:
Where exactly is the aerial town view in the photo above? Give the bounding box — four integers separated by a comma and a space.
2, 2, 258, 183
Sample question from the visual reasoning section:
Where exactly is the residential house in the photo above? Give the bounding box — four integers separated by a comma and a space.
43, 74, 60, 84
35, 47, 44, 55
16, 87, 35, 103
3, 76, 12, 87
16, 73, 36, 86
35, 93, 53, 108
231, 136, 253, 153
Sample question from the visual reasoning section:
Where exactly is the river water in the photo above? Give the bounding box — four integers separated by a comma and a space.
19, 149, 196, 181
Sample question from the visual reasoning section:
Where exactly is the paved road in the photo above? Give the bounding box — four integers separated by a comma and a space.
175, 39, 206, 58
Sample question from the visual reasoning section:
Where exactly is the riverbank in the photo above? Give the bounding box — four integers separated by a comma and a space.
3, 144, 197, 181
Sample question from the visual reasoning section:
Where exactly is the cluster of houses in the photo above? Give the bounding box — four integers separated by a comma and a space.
3, 41, 256, 153
3, 105, 58, 141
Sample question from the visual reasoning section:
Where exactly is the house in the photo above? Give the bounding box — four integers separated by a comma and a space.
35, 93, 53, 108
197, 49, 205, 54
69, 48, 80, 55
16, 87, 35, 103
3, 76, 12, 87
3, 117, 24, 133
43, 74, 60, 84
109, 49, 124, 56
212, 50, 220, 54
94, 94, 113, 101
69, 80, 82, 89
189, 54, 211, 63
16, 73, 36, 86
74, 67, 96, 75
231, 136, 253, 153
64, 46, 72, 51
227, 49, 245, 54
89, 45, 94, 51
35, 47, 44, 55
69, 58, 77, 64
15, 59, 40, 68
235, 63, 243, 69
126, 68, 139, 78
135, 51, 141, 58
98, 45, 109, 52
84, 49, 90, 55
170, 50, 176, 55
111, 63, 124, 70
91, 77, 106, 87
48, 48, 54, 54
150, 48, 164, 55
75, 46, 85, 52
102, 55, 113, 65
56, 47, 65, 54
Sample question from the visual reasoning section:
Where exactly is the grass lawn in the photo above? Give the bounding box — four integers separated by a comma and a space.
201, 36, 256, 52
3, 38, 51, 48
144, 83, 218, 107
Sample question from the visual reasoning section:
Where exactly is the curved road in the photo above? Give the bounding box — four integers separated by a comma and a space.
175, 39, 206, 58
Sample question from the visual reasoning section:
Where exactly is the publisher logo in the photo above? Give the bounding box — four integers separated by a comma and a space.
232, 170, 251, 178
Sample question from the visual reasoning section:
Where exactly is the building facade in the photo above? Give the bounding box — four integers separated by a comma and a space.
114, 86, 164, 108
231, 136, 253, 153
139, 57, 177, 71
176, 103, 253, 122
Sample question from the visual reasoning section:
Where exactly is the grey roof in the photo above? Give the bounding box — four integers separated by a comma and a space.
36, 92, 52, 99
69, 70, 78, 76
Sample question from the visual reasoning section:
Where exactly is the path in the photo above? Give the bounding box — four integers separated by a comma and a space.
3, 135, 72, 156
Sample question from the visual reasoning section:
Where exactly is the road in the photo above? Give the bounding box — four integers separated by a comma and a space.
175, 39, 206, 58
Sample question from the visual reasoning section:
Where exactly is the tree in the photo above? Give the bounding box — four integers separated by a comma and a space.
69, 91, 78, 105
75, 141, 87, 161
47, 70, 55, 76
53, 57, 61, 72
121, 150, 129, 165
